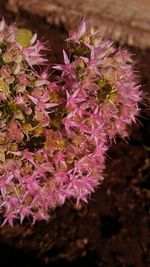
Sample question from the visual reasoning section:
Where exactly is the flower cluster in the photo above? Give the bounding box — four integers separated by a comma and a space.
0, 19, 141, 226
55, 21, 142, 140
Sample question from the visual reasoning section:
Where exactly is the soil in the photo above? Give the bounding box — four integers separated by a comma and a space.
0, 1, 150, 267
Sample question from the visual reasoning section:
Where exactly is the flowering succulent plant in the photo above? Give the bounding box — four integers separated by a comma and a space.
0, 19, 141, 226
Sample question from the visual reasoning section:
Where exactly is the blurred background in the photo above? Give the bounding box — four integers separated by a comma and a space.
0, 1, 150, 267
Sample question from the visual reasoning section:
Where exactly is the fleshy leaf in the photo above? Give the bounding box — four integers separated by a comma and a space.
16, 28, 32, 48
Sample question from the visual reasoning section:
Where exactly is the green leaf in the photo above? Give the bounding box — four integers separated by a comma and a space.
16, 28, 32, 48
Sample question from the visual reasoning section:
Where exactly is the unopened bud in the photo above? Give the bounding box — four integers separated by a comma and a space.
30, 33, 37, 45
34, 80, 47, 86
13, 64, 21, 75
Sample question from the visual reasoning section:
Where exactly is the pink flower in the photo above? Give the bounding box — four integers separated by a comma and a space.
23, 40, 47, 66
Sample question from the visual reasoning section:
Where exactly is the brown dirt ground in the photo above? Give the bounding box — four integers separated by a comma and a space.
0, 1, 150, 267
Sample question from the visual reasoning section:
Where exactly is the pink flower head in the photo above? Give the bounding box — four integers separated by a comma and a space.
58, 21, 142, 140
0, 20, 141, 226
